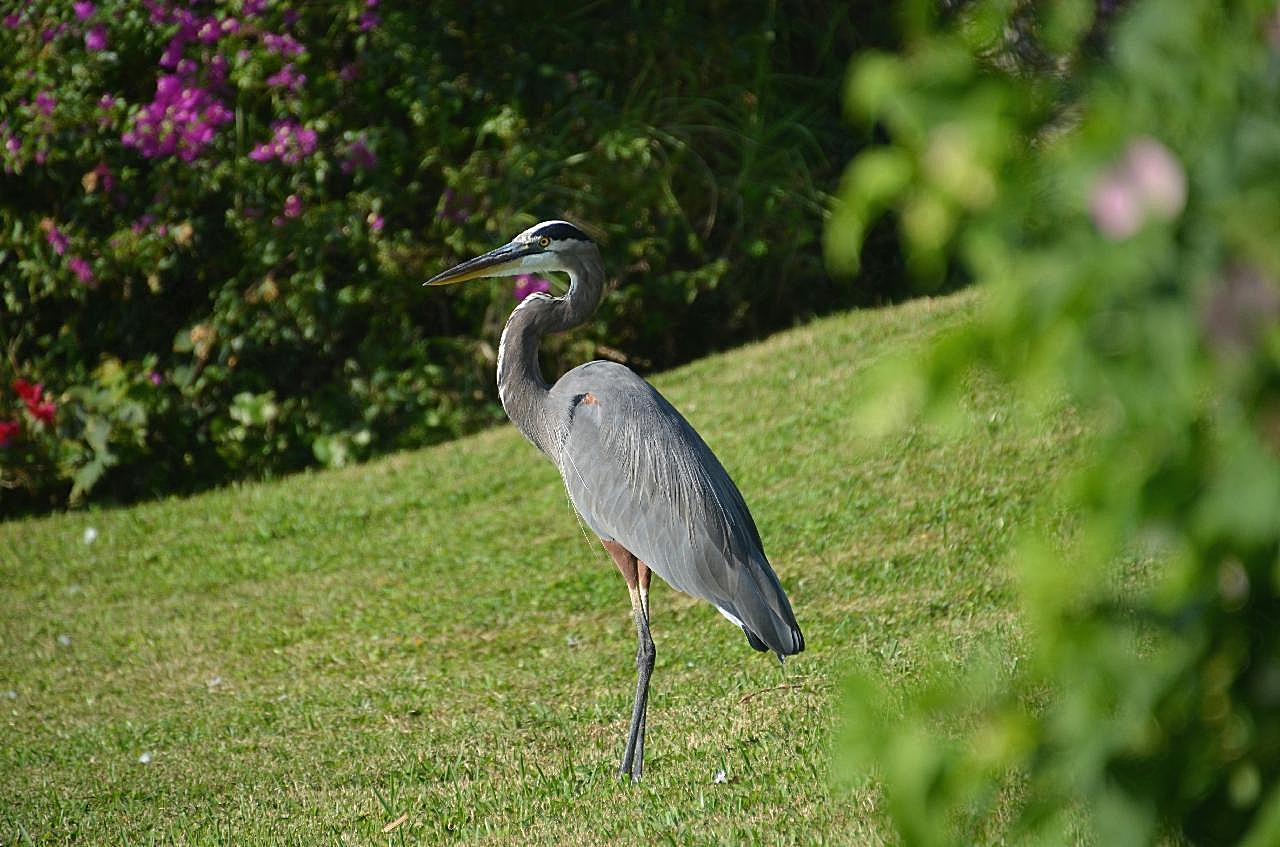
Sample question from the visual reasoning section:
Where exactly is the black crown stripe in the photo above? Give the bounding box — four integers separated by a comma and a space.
534, 222, 591, 243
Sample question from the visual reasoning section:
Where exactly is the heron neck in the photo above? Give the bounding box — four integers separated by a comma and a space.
496, 251, 604, 456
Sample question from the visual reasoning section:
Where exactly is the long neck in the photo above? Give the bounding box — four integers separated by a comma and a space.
496, 249, 605, 456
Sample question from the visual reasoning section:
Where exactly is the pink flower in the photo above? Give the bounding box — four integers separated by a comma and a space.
46, 226, 68, 255
265, 63, 306, 91
1089, 177, 1142, 241
68, 256, 94, 285
0, 419, 19, 447
13, 379, 56, 424
1125, 137, 1186, 219
368, 212, 384, 232
283, 194, 302, 218
5, 136, 20, 155
248, 120, 317, 164
1089, 137, 1186, 241
513, 274, 551, 301
3, 14, 20, 29
85, 24, 107, 51
73, 1, 95, 20
149, 371, 164, 386
35, 91, 55, 116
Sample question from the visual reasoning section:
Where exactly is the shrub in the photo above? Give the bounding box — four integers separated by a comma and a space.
829, 0, 1280, 843
1, 1, 871, 513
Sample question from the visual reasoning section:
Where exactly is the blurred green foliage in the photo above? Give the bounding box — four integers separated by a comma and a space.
1, 1, 883, 513
829, 0, 1280, 843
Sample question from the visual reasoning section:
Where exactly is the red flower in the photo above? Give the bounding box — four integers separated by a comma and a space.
0, 418, 19, 447
12, 378, 57, 424
13, 378, 39, 404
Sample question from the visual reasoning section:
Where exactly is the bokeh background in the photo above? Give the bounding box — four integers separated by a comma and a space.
1, 0, 913, 513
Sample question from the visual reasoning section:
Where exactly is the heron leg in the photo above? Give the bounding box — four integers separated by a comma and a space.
603, 542, 656, 782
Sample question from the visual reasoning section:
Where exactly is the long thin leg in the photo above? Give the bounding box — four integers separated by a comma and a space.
603, 542, 656, 781
632, 561, 653, 774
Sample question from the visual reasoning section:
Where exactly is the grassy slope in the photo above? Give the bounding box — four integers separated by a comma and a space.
1, 292, 1084, 845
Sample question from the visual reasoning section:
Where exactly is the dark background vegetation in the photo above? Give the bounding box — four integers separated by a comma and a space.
1, 0, 919, 514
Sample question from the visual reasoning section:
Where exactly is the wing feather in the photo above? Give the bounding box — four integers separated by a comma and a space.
550, 361, 802, 656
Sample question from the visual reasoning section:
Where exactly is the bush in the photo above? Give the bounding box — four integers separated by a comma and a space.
2, 1, 878, 514
829, 0, 1280, 843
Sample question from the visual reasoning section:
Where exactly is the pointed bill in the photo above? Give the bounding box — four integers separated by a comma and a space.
424, 241, 538, 286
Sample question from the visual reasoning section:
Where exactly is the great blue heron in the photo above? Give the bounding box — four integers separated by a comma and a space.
426, 220, 804, 780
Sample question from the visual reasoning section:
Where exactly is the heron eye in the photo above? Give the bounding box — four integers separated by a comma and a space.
538, 236, 551, 248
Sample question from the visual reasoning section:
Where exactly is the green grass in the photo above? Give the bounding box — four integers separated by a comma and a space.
1, 291, 1085, 845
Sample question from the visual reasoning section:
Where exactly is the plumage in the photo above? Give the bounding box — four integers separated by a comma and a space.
425, 219, 803, 780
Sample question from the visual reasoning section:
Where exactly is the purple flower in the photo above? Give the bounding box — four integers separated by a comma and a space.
197, 19, 220, 43
368, 212, 384, 232
35, 91, 55, 116
5, 136, 20, 155
3, 14, 20, 28
283, 194, 302, 218
244, 0, 266, 17
439, 188, 472, 224
46, 226, 69, 255
358, 11, 380, 31
248, 120, 317, 164
85, 24, 107, 51
68, 256, 94, 284
265, 63, 306, 92
143, 0, 167, 24
341, 137, 376, 173
160, 35, 186, 68
262, 32, 305, 57
122, 75, 233, 161
91, 162, 116, 194
208, 54, 229, 86
513, 274, 551, 301
74, 1, 95, 20
149, 371, 164, 386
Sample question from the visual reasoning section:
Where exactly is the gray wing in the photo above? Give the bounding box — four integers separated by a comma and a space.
550, 360, 803, 657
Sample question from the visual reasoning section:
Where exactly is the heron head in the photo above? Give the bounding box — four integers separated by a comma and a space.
425, 220, 596, 286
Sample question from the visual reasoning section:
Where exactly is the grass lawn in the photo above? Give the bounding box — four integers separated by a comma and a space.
1, 291, 1085, 845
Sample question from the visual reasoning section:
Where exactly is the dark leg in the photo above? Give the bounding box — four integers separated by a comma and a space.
632, 561, 653, 775
603, 542, 656, 781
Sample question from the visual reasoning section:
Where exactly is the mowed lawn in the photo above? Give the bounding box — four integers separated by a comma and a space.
1, 291, 1084, 845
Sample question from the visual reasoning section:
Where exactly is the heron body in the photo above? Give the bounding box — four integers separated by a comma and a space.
426, 220, 803, 780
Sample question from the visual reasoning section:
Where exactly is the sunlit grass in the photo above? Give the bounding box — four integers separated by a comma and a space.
1, 290, 1084, 844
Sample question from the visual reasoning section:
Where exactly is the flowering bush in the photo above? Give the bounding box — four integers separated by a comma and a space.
1, 1, 863, 512
831, 0, 1280, 843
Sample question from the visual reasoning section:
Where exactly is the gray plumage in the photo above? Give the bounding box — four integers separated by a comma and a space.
426, 219, 803, 780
